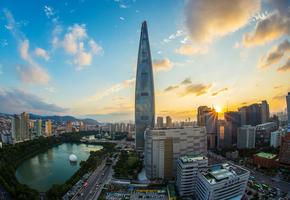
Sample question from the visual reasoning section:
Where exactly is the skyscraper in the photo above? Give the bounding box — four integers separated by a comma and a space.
45, 120, 52, 136
287, 92, 290, 125
36, 119, 42, 137
20, 112, 30, 141
156, 116, 163, 128
135, 21, 155, 151
261, 100, 270, 123
166, 116, 172, 128
12, 114, 21, 142
224, 111, 241, 148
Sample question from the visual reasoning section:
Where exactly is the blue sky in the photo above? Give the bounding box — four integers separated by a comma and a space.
0, 0, 289, 122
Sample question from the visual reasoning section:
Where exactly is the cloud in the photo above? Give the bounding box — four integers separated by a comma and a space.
258, 39, 290, 68
164, 85, 179, 92
175, 44, 208, 55
119, 17, 125, 21
273, 93, 286, 100
181, 83, 212, 97
277, 57, 290, 72
185, 0, 260, 43
53, 24, 103, 70
211, 87, 228, 96
44, 5, 55, 18
17, 40, 50, 84
3, 10, 50, 84
163, 30, 184, 43
153, 58, 173, 72
243, 11, 290, 46
86, 78, 135, 102
0, 88, 67, 115
34, 47, 50, 60
181, 77, 192, 85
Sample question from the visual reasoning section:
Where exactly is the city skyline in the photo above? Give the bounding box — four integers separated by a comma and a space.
0, 0, 289, 122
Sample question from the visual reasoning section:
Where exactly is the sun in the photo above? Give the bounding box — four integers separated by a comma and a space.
214, 105, 222, 113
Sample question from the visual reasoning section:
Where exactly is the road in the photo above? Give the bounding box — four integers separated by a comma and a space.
71, 159, 106, 200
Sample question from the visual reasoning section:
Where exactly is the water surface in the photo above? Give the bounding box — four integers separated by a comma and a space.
16, 143, 102, 191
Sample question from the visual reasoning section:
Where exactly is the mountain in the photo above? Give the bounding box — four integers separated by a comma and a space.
0, 113, 100, 125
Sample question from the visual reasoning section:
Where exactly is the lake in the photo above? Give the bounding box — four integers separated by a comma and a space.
15, 143, 103, 192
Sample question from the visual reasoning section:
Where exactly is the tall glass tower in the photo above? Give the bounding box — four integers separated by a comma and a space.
135, 21, 155, 151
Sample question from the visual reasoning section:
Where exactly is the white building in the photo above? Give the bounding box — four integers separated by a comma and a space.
144, 126, 207, 180
176, 155, 208, 197
237, 125, 256, 149
270, 129, 286, 148
196, 163, 249, 200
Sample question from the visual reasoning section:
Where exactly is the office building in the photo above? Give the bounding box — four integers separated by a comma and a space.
20, 112, 30, 141
217, 120, 225, 149
36, 119, 42, 137
255, 122, 278, 147
195, 163, 249, 200
279, 133, 290, 166
144, 127, 207, 180
224, 111, 241, 148
197, 106, 218, 133
237, 125, 256, 149
287, 92, 290, 125
176, 155, 208, 197
156, 116, 163, 128
270, 129, 286, 148
45, 120, 52, 136
261, 100, 270, 123
166, 116, 172, 128
253, 152, 277, 169
66, 121, 73, 132
238, 106, 247, 126
12, 114, 21, 142
135, 21, 155, 151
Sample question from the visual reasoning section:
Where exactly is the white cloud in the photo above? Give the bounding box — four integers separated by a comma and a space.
3, 10, 50, 84
44, 5, 55, 18
85, 78, 135, 102
34, 47, 50, 60
120, 17, 125, 21
17, 40, 50, 84
53, 23, 103, 70
185, 0, 260, 43
163, 30, 184, 43
153, 58, 173, 72
175, 44, 208, 55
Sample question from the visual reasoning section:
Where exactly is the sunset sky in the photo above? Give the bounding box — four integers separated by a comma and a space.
0, 0, 289, 122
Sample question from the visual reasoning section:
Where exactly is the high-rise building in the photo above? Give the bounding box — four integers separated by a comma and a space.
176, 155, 208, 197
224, 111, 241, 148
246, 104, 262, 126
197, 106, 218, 133
217, 120, 225, 149
279, 132, 290, 166
166, 116, 172, 128
45, 120, 52, 136
287, 92, 290, 125
239, 106, 247, 126
270, 129, 286, 148
255, 122, 278, 147
156, 116, 163, 128
66, 121, 73, 133
144, 127, 207, 180
195, 163, 250, 200
12, 114, 21, 142
261, 100, 270, 123
135, 21, 155, 151
237, 125, 256, 149
20, 112, 30, 141
36, 119, 42, 137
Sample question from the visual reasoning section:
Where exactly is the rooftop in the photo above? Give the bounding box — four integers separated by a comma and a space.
180, 155, 207, 164
255, 152, 277, 159
202, 163, 249, 184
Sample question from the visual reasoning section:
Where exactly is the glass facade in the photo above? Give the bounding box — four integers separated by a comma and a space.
135, 21, 155, 151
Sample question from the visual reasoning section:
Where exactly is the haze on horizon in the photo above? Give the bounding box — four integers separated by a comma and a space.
0, 0, 289, 123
